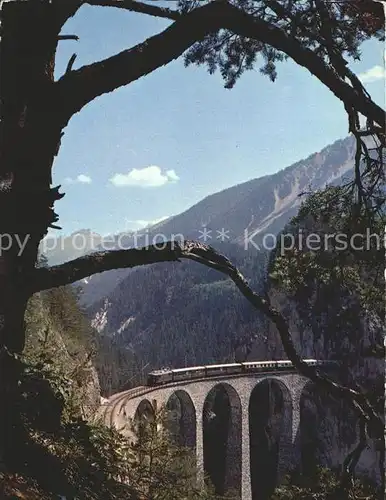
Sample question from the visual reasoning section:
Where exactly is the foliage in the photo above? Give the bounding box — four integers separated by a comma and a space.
18, 351, 72, 431
268, 178, 385, 487
6, 284, 134, 498
0, 471, 52, 500
24, 283, 93, 359
269, 184, 384, 320
24, 285, 100, 419
268, 181, 385, 415
179, 0, 384, 87
272, 466, 380, 500
9, 356, 225, 499
3, 354, 138, 498
121, 405, 223, 500
6, 289, 228, 500
43, 285, 94, 352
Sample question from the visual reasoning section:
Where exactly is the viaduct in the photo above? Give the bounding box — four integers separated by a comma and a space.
97, 362, 338, 500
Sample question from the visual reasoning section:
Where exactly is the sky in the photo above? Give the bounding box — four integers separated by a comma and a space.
51, 2, 385, 237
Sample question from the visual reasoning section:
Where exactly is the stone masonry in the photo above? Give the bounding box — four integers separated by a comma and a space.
99, 370, 311, 499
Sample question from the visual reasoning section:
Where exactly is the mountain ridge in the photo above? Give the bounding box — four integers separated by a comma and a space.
82, 134, 358, 394
43, 135, 355, 270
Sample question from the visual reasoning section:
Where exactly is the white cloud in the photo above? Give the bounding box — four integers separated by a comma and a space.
77, 174, 92, 184
64, 174, 92, 184
358, 65, 385, 84
165, 169, 179, 182
109, 165, 179, 188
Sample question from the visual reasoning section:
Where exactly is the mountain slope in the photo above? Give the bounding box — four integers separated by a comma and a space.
138, 135, 355, 245
79, 135, 355, 307
84, 135, 358, 394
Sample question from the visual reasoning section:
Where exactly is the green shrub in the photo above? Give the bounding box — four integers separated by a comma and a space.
272, 466, 380, 500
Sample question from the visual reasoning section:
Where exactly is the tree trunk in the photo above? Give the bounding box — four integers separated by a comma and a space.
0, 1, 64, 467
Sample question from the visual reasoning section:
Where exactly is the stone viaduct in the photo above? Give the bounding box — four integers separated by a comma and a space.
97, 364, 338, 500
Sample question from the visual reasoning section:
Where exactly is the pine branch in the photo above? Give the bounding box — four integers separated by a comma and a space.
54, 1, 385, 128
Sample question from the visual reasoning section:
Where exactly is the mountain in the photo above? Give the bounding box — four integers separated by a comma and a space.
41, 229, 139, 304
139, 135, 355, 246
81, 135, 359, 395
79, 135, 355, 308
40, 229, 106, 266
84, 133, 383, 483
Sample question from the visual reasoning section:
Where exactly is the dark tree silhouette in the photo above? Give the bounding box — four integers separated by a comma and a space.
0, 0, 384, 485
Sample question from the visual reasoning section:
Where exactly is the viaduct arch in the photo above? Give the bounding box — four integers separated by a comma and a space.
99, 370, 313, 499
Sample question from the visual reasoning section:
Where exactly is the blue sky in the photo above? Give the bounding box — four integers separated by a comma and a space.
52, 3, 385, 236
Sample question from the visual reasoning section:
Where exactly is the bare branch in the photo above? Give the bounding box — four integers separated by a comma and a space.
55, 0, 225, 123
30, 242, 183, 292
85, 0, 180, 20
55, 1, 385, 128
65, 53, 77, 74
29, 239, 383, 442
58, 35, 80, 41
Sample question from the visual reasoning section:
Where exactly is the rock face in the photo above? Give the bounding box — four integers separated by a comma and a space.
260, 284, 383, 484
258, 213, 383, 484
79, 362, 102, 420
24, 292, 101, 420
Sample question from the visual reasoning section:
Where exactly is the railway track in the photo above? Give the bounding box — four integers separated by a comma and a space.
96, 386, 149, 427
96, 367, 312, 428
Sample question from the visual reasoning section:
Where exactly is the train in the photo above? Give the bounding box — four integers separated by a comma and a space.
146, 359, 336, 386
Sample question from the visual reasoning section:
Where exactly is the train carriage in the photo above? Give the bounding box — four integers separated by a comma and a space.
146, 359, 337, 386
205, 363, 241, 377
171, 366, 206, 382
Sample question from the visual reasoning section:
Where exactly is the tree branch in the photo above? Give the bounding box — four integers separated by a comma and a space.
85, 0, 180, 20
30, 242, 183, 292
57, 0, 179, 27
55, 0, 225, 123
222, 4, 385, 128
55, 1, 385, 128
29, 240, 383, 441
340, 416, 368, 495
58, 35, 80, 41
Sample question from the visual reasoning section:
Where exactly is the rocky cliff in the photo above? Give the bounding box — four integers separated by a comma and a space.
24, 289, 101, 419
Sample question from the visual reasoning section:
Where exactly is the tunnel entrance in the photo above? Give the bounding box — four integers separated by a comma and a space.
203, 383, 242, 498
249, 379, 291, 500
166, 390, 196, 451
